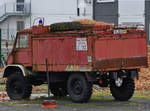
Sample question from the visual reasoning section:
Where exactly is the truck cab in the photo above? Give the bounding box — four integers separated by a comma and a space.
8, 32, 32, 66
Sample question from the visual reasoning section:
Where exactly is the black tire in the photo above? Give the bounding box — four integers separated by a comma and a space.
110, 78, 135, 101
67, 74, 92, 103
6, 74, 32, 100
50, 83, 68, 97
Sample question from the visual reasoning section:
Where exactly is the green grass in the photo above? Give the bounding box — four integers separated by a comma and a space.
133, 90, 150, 99
39, 84, 48, 90
93, 89, 111, 96
0, 84, 6, 91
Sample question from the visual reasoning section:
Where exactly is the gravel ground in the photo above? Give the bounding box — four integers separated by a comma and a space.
0, 95, 150, 111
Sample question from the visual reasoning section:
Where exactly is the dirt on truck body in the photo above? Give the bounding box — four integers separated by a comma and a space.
3, 20, 148, 103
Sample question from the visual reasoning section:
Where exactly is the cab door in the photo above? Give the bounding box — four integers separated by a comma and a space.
13, 34, 32, 66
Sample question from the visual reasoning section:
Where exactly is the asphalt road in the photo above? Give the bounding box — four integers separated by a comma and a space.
0, 95, 150, 111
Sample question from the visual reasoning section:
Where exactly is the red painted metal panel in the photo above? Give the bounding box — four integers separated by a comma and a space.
73, 37, 91, 65
33, 37, 74, 65
15, 50, 30, 64
73, 49, 88, 65
122, 38, 147, 58
95, 37, 147, 60
72, 36, 92, 69
32, 36, 93, 71
94, 33, 147, 71
109, 39, 123, 58
52, 37, 73, 65
31, 33, 147, 72
95, 40, 108, 59
33, 38, 53, 65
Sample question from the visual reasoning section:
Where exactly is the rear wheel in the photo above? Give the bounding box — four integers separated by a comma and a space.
67, 74, 92, 103
6, 73, 32, 100
110, 78, 135, 101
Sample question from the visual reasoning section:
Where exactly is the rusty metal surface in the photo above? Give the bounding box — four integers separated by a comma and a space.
32, 36, 92, 72
94, 38, 147, 60
93, 56, 148, 70
7, 24, 148, 72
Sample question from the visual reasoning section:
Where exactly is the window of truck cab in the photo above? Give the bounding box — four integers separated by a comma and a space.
16, 34, 29, 49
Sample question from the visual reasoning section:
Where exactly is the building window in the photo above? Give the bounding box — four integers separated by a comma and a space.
85, 0, 92, 4
16, 0, 24, 11
17, 0, 24, 2
17, 21, 24, 32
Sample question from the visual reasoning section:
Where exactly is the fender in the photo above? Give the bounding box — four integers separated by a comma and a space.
3, 64, 31, 78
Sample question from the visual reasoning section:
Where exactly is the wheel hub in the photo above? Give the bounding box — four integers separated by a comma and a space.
73, 81, 83, 95
115, 78, 123, 87
12, 82, 23, 94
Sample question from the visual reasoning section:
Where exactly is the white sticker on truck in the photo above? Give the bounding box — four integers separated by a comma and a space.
76, 38, 88, 51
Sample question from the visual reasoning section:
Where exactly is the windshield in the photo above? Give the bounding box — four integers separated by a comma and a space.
16, 34, 29, 49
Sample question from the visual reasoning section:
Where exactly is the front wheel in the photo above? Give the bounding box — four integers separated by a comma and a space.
6, 74, 32, 100
110, 78, 135, 101
67, 74, 92, 103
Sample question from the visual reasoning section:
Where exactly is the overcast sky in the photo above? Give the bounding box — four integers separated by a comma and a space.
119, 0, 145, 24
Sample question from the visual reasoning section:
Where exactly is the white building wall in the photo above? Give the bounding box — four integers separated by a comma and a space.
119, 0, 145, 24
0, 0, 16, 4
29, 0, 92, 26
0, 16, 26, 40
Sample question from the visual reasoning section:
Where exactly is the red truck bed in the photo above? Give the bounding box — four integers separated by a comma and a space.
32, 30, 147, 72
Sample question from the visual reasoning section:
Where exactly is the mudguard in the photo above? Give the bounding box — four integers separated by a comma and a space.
3, 64, 31, 77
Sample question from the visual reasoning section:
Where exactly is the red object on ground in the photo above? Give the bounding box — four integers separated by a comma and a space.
42, 100, 56, 108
